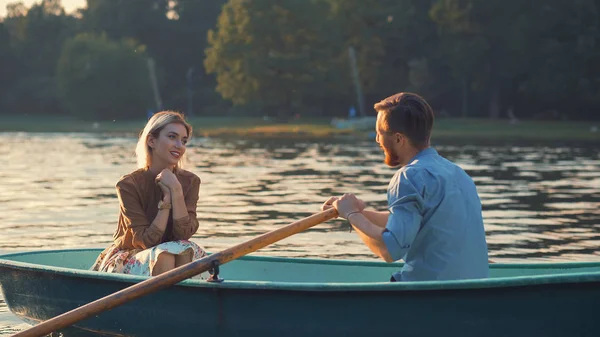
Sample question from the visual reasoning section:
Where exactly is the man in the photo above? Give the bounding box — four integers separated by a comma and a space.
322, 92, 489, 282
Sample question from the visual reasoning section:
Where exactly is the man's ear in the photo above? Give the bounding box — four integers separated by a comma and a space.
395, 133, 403, 144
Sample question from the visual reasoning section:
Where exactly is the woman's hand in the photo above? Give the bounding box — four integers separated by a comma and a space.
155, 169, 181, 191
157, 181, 171, 201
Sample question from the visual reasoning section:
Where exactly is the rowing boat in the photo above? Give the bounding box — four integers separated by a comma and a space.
1, 249, 599, 336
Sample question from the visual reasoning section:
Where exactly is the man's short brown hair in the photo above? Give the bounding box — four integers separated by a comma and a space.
374, 92, 434, 149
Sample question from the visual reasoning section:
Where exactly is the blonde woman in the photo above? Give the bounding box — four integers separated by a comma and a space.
91, 111, 206, 276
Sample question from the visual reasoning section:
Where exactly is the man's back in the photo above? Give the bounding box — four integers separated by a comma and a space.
383, 148, 489, 281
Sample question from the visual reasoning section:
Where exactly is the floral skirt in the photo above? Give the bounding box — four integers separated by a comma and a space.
90, 240, 208, 279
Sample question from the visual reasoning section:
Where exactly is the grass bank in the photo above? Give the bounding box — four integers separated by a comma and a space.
432, 119, 599, 141
0, 116, 352, 138
1, 115, 598, 141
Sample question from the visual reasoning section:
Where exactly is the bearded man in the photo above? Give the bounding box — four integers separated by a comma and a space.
322, 92, 489, 282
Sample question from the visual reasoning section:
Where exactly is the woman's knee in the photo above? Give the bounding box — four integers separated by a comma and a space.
175, 250, 193, 267
152, 253, 176, 275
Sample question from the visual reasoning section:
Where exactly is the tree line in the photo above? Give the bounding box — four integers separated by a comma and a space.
1, 0, 598, 121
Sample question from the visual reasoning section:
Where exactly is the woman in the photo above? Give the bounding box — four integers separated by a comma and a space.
91, 111, 206, 277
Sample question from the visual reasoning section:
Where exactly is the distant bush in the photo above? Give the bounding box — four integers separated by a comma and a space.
57, 33, 152, 120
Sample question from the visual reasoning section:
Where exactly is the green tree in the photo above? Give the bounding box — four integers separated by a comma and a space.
81, 0, 227, 114
0, 23, 16, 110
326, 0, 386, 99
431, 0, 548, 118
205, 0, 347, 118
327, 1, 445, 112
520, 0, 600, 119
2, 0, 77, 115
160, 0, 226, 114
81, 0, 171, 45
384, 1, 440, 105
430, 0, 487, 117
56, 33, 152, 120
3, 2, 28, 41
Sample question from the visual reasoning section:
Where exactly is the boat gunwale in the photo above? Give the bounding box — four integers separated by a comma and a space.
1, 248, 600, 292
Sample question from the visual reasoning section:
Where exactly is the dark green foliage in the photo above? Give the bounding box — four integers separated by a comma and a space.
56, 33, 152, 120
1, 0, 600, 120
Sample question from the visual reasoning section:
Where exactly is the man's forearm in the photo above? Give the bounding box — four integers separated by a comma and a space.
348, 213, 393, 262
361, 210, 390, 228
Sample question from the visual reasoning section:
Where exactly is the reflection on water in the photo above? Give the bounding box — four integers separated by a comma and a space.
1, 133, 598, 261
0, 295, 30, 336
0, 132, 599, 335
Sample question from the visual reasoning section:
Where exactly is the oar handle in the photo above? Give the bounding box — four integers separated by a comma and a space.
14, 208, 338, 337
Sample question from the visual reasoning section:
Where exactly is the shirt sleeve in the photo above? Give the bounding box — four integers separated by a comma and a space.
171, 175, 201, 240
116, 176, 164, 249
382, 168, 426, 262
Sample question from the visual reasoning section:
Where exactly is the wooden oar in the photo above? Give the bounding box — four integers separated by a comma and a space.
15, 208, 338, 337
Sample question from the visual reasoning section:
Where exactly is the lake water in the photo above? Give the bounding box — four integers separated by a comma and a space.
1, 132, 599, 335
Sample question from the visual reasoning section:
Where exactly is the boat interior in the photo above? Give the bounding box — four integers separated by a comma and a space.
2, 249, 600, 284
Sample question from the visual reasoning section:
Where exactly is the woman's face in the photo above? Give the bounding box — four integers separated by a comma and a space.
148, 123, 189, 168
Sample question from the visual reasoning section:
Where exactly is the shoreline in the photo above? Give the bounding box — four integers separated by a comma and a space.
1, 116, 599, 141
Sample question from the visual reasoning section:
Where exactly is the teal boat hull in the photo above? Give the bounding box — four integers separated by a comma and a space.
1, 249, 600, 337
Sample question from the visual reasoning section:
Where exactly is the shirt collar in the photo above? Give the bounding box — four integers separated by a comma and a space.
409, 147, 438, 163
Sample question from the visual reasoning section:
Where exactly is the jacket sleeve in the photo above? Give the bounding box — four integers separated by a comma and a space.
171, 175, 201, 240
117, 176, 164, 249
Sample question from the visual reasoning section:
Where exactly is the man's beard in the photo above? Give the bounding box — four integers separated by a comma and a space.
383, 148, 402, 167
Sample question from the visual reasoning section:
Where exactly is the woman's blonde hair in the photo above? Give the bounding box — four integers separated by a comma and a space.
135, 110, 193, 169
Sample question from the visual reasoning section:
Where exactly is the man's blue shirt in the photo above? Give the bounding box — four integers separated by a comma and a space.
381, 148, 489, 281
